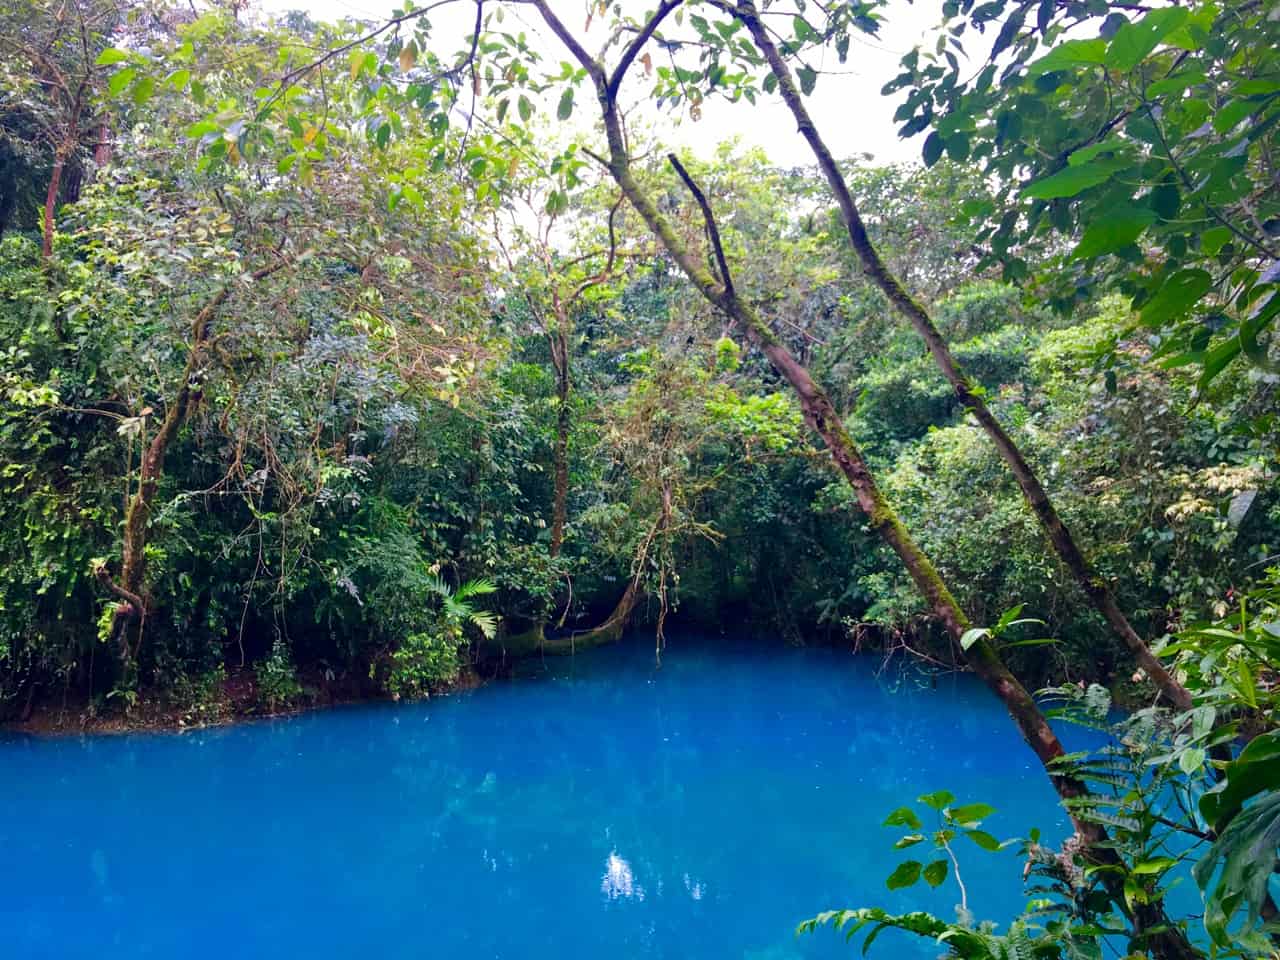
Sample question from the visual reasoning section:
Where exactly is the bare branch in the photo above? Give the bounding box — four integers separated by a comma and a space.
606, 0, 684, 101
667, 154, 734, 302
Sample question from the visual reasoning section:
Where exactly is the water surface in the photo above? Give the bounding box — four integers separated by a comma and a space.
1, 635, 1081, 958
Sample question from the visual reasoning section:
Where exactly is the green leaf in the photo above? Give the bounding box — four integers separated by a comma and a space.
964, 829, 1003, 851
949, 803, 996, 825
922, 132, 944, 167
918, 790, 955, 811
557, 87, 574, 121
1150, 182, 1180, 221
796, 66, 817, 96
894, 834, 925, 849
1023, 160, 1122, 200
1212, 97, 1256, 135
923, 859, 948, 887
1147, 69, 1207, 97
1106, 8, 1189, 72
1071, 207, 1156, 259
1200, 226, 1232, 256
454, 577, 498, 601
883, 806, 922, 829
517, 94, 533, 123
1133, 856, 1178, 875
886, 860, 922, 890
185, 119, 220, 139
1179, 747, 1206, 776
959, 627, 989, 651
107, 68, 136, 97
1026, 38, 1107, 77
95, 47, 129, 66
994, 604, 1025, 631
1068, 136, 1130, 167
131, 76, 155, 105
546, 190, 568, 215
1139, 269, 1212, 327
1199, 746, 1280, 830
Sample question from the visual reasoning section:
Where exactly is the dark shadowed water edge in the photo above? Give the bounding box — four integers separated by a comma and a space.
0, 632, 1101, 959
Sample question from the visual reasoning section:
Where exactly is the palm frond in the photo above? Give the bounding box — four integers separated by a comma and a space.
468, 610, 498, 640
454, 578, 497, 602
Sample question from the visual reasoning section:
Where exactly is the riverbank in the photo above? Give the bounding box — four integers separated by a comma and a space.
4, 663, 488, 737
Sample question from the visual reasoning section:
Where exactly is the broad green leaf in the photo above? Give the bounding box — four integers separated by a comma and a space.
557, 87, 574, 121
1150, 182, 1180, 221
964, 829, 1003, 851
959, 627, 989, 651
1140, 269, 1212, 327
918, 790, 955, 811
923, 859, 948, 887
1147, 69, 1207, 97
1023, 160, 1123, 200
1072, 208, 1156, 259
1026, 39, 1107, 77
1067, 136, 1129, 167
95, 47, 129, 65
1179, 747, 1206, 776
107, 68, 136, 97
883, 806, 922, 829
1200, 226, 1232, 256
797, 66, 817, 96
885, 860, 922, 890
185, 119, 220, 139
131, 76, 155, 105
1106, 8, 1189, 72
949, 802, 996, 825
922, 132, 944, 167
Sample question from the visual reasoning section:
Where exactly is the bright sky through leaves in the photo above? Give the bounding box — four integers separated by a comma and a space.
257, 0, 934, 165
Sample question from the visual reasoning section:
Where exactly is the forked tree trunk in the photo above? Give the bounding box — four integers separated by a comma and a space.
733, 1, 1191, 712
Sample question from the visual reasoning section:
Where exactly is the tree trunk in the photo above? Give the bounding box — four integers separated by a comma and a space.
735, 1, 1191, 713
99, 258, 292, 663
549, 324, 570, 558
41, 152, 65, 260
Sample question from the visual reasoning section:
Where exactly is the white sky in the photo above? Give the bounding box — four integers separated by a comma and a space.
255, 0, 942, 166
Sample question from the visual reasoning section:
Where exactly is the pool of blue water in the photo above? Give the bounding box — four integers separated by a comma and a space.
1, 635, 1085, 959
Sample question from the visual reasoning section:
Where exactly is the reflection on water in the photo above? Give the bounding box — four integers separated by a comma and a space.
602, 852, 642, 900
0, 634, 1082, 959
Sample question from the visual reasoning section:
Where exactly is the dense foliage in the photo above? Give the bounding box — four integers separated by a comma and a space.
1, 0, 1277, 956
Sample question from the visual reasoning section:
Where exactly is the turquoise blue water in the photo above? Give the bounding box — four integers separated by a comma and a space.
0, 636, 1082, 959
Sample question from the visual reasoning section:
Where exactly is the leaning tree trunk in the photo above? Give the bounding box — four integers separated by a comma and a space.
527, 9, 1201, 954
734, 0, 1191, 713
